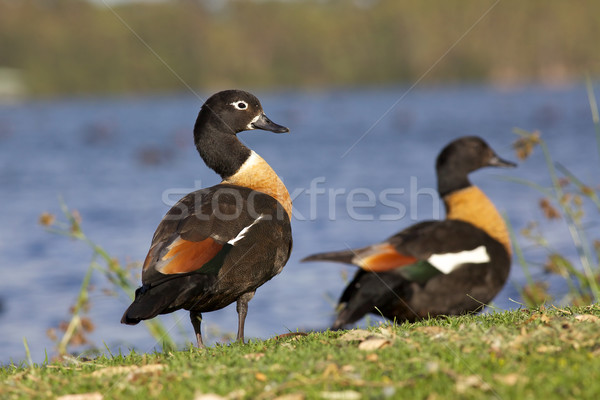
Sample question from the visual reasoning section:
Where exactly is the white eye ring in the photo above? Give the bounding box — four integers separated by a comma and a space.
230, 101, 248, 110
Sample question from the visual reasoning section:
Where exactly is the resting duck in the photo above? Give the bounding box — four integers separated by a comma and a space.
122, 90, 293, 347
302, 136, 515, 329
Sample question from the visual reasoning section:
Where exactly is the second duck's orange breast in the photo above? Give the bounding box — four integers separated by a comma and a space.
444, 186, 512, 256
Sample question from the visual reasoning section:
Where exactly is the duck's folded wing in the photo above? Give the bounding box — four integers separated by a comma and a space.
387, 219, 493, 276
303, 219, 494, 278
122, 186, 287, 325
142, 185, 279, 285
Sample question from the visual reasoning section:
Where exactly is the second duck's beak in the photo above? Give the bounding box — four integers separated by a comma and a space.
488, 154, 517, 168
251, 113, 289, 133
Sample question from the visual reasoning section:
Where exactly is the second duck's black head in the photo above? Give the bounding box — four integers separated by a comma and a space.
436, 136, 516, 197
195, 90, 288, 137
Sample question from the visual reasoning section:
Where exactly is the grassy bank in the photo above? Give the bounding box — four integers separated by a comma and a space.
3, 305, 600, 399
2, 0, 600, 96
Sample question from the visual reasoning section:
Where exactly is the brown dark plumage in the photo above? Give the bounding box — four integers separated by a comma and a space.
122, 90, 293, 347
302, 136, 515, 329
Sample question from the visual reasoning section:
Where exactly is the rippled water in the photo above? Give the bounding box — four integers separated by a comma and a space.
1, 83, 598, 363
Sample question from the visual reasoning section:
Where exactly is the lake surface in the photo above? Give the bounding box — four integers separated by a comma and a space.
1, 83, 598, 363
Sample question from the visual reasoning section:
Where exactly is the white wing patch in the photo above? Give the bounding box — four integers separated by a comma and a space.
427, 245, 490, 274
228, 214, 265, 245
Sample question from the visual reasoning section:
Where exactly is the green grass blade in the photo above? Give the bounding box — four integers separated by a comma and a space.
585, 76, 600, 161
22, 337, 34, 369
498, 176, 553, 197
504, 214, 534, 288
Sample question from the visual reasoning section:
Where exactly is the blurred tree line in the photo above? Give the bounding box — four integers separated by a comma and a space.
1, 0, 599, 96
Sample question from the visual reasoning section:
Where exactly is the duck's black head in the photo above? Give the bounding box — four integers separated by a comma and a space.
436, 136, 516, 197
193, 90, 289, 178
195, 90, 288, 138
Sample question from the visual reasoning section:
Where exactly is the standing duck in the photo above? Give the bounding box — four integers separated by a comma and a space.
302, 136, 515, 329
121, 90, 293, 347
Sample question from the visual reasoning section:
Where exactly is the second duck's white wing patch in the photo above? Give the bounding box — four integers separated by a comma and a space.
228, 214, 265, 245
427, 245, 490, 274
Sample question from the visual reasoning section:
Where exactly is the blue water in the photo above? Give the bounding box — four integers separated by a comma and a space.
1, 83, 598, 363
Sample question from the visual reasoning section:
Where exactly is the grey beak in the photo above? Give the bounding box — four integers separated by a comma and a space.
488, 154, 517, 168
251, 113, 289, 133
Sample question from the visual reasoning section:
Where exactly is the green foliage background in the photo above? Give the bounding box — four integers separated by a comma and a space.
2, 0, 600, 96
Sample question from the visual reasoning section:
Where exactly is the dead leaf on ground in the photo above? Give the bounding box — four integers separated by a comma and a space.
376, 326, 395, 338
321, 363, 340, 378
341, 364, 355, 373
414, 326, 446, 335
552, 305, 573, 315
269, 363, 284, 372
90, 364, 164, 378
225, 389, 246, 399
320, 390, 361, 400
255, 372, 267, 382
455, 375, 492, 394
338, 330, 375, 342
425, 362, 440, 374
194, 394, 226, 400
523, 313, 539, 325
536, 345, 562, 353
273, 394, 305, 400
399, 338, 421, 351
540, 313, 552, 324
358, 338, 390, 351
414, 326, 453, 340
574, 314, 600, 322
56, 394, 103, 400
243, 352, 265, 361
494, 373, 526, 386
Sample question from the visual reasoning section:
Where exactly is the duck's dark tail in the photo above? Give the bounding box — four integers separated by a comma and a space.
300, 249, 356, 264
121, 275, 215, 324
121, 284, 173, 325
